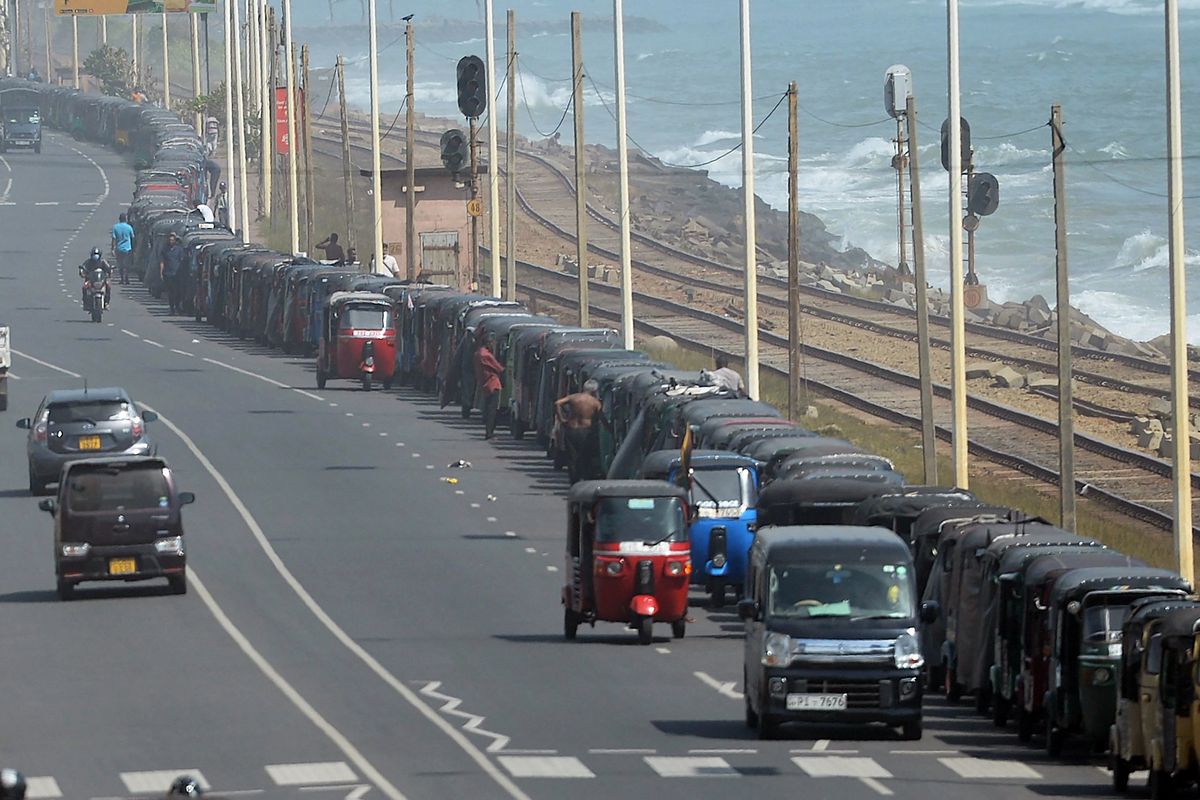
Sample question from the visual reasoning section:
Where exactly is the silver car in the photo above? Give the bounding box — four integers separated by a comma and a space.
16, 388, 158, 495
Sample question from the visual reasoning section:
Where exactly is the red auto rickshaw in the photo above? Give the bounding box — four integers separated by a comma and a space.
563, 480, 691, 644
316, 291, 397, 391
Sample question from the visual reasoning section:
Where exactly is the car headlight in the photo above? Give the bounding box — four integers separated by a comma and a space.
61, 543, 90, 558
154, 536, 184, 555
894, 630, 924, 669
763, 632, 793, 667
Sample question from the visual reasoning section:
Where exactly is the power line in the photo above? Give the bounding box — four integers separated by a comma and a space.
381, 96, 407, 141
518, 65, 573, 139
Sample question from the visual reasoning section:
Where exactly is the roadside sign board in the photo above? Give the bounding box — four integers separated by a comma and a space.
273, 87, 304, 156
466, 198, 482, 218
56, 1, 216, 13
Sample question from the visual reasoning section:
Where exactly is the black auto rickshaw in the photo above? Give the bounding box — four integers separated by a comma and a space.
563, 480, 691, 645
756, 477, 890, 527
1144, 605, 1200, 799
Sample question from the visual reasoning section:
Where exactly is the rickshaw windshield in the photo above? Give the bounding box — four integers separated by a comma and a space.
689, 466, 754, 518
595, 497, 686, 543
340, 306, 391, 330
1083, 603, 1131, 644
768, 562, 915, 620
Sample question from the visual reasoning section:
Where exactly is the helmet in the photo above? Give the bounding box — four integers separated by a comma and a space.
90, 247, 102, 261
0, 769, 27, 800
166, 775, 203, 797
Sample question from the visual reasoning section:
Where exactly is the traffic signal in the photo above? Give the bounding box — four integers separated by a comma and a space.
441, 128, 469, 176
940, 116, 972, 173
456, 55, 487, 119
967, 172, 1000, 216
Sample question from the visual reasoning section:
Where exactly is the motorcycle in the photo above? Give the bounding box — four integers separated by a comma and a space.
84, 267, 109, 323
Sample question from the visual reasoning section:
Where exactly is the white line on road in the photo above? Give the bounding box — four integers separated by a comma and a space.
644, 756, 737, 778
12, 349, 81, 378
170, 348, 195, 357
655, 647, 671, 654
6, 372, 18, 380
498, 756, 593, 779
23, 776, 61, 799
694, 671, 742, 700
813, 740, 829, 751
120, 770, 209, 794
689, 749, 757, 754
142, 404, 531, 800
120, 329, 138, 337
34, 201, 58, 206
188, 572, 405, 800
77, 201, 101, 206
143, 338, 165, 348
266, 762, 358, 786
293, 388, 324, 401
860, 777, 894, 796
418, 681, 510, 752
588, 749, 656, 755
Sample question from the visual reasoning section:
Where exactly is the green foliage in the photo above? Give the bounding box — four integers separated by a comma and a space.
175, 83, 226, 119
83, 45, 135, 98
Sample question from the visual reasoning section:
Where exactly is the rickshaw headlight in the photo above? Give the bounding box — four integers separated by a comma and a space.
1108, 643, 1123, 657
711, 554, 727, 569
763, 632, 793, 667
665, 560, 687, 577
597, 559, 623, 577
1092, 667, 1114, 686
894, 631, 924, 669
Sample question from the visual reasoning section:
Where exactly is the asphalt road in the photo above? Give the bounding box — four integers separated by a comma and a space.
0, 133, 1123, 800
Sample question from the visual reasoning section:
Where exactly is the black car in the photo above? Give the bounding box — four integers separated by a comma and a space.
38, 457, 194, 600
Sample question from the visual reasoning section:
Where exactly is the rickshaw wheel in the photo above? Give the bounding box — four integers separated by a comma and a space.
944, 667, 961, 702
636, 616, 654, 645
1111, 755, 1131, 792
316, 370, 327, 390
708, 581, 727, 608
383, 376, 394, 390
1017, 707, 1034, 742
671, 619, 686, 639
1045, 717, 1065, 757
900, 719, 923, 741
755, 711, 779, 740
744, 698, 758, 729
362, 372, 372, 392
992, 694, 1010, 727
511, 417, 525, 440
563, 609, 579, 641
1149, 769, 1174, 800
975, 684, 991, 714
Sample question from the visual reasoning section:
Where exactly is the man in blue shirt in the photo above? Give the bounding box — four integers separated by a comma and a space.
160, 232, 186, 314
111, 212, 135, 285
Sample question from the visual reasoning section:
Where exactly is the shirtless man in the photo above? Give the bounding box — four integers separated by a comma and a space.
555, 379, 603, 482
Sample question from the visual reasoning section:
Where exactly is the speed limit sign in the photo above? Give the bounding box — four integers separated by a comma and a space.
466, 198, 482, 218
963, 284, 983, 309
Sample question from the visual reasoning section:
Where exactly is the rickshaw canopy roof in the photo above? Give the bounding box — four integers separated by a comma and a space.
909, 505, 1013, 541
739, 435, 823, 460
1021, 549, 1145, 591
1125, 597, 1200, 629
327, 291, 393, 308
993, 537, 1105, 574
681, 398, 780, 424
638, 449, 759, 480
758, 476, 894, 510
1156, 605, 1200, 640
850, 487, 977, 526
1048, 566, 1187, 606
567, 480, 688, 505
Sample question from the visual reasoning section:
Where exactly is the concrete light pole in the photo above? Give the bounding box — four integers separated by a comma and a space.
612, 0, 633, 348
946, 0, 969, 489
739, 0, 760, 399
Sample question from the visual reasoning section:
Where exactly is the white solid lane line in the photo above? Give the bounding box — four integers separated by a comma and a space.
143, 339, 165, 348
170, 348, 195, 357
11, 349, 81, 378
141, 404, 532, 800
121, 329, 139, 337
187, 571, 405, 800
201, 355, 322, 402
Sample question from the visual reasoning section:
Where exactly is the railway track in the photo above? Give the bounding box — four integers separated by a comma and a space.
303, 116, 1199, 535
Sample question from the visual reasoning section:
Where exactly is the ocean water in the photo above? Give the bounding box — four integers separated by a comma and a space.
294, 0, 1200, 344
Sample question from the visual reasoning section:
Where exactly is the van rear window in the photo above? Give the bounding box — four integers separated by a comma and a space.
67, 465, 170, 512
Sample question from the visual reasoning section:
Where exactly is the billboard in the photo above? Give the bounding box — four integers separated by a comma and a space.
274, 87, 304, 156
56, 1, 216, 14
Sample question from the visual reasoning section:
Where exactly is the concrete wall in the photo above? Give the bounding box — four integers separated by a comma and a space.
378, 171, 474, 288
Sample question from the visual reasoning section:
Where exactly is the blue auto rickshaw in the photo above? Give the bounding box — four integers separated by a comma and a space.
638, 449, 759, 607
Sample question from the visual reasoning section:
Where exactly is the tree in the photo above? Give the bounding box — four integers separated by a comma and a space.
83, 45, 135, 98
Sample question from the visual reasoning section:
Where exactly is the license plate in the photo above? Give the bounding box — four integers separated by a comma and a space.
108, 558, 137, 576
78, 435, 102, 451
787, 693, 848, 711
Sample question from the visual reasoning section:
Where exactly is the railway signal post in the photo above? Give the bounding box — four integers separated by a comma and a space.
1050, 104, 1075, 532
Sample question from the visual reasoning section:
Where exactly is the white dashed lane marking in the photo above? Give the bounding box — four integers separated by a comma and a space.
498, 756, 594, 779
644, 756, 737, 778
120, 770, 210, 793
22, 777, 61, 799
265, 761, 358, 786
938, 758, 1041, 779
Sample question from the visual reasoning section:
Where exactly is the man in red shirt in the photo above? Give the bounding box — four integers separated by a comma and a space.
474, 332, 504, 439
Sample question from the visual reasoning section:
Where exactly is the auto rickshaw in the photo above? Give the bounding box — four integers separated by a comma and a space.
851, 487, 977, 545
1042, 567, 1190, 756
316, 291, 397, 391
638, 449, 760, 607
1143, 606, 1200, 799
1110, 598, 1200, 792
563, 480, 691, 645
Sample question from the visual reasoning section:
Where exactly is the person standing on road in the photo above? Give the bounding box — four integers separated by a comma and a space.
555, 379, 603, 482
160, 232, 186, 314
474, 332, 504, 440
111, 212, 135, 285
315, 233, 345, 264
369, 243, 400, 277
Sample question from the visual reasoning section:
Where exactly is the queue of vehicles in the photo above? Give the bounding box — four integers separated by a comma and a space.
15, 77, 1200, 787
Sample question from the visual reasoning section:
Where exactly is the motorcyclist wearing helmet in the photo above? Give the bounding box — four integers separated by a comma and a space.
0, 768, 26, 800
166, 775, 203, 797
79, 247, 114, 310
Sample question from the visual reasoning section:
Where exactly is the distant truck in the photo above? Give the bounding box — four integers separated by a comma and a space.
0, 88, 42, 153
0, 325, 9, 411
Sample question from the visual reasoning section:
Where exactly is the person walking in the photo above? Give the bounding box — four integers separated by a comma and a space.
554, 379, 603, 482
111, 212, 135, 285
160, 232, 185, 314
369, 243, 400, 277
474, 332, 504, 439
315, 233, 345, 264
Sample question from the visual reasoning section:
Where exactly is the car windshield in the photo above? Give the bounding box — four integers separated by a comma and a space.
341, 306, 391, 330
768, 562, 915, 619
48, 400, 130, 424
1083, 603, 1132, 643
595, 497, 686, 543
6, 111, 37, 124
66, 464, 170, 513
690, 466, 753, 517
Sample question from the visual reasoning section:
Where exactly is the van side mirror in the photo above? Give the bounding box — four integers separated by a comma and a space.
737, 598, 760, 621
38, 498, 57, 515
15, 417, 31, 430
141, 411, 159, 423
178, 491, 195, 505
919, 601, 940, 624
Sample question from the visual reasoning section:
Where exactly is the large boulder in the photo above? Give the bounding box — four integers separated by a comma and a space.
993, 366, 1026, 389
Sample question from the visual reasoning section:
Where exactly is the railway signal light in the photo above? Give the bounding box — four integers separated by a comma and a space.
968, 172, 1000, 216
940, 116, 972, 173
456, 55, 487, 119
441, 128, 469, 176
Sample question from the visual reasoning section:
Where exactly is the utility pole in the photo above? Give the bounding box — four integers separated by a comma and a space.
247, 0, 258, 114
283, 0, 299, 254
71, 15, 77, 89
42, 4, 49, 86
337, 54, 356, 250
302, 45, 316, 253
404, 18, 415, 280
190, 13, 202, 133
260, 5, 274, 221
11, 0, 20, 79
906, 92, 937, 484
946, 0, 969, 489
232, 0, 250, 244
469, 115, 480, 287
223, 0, 237, 235
161, 13, 169, 107
895, 118, 909, 275
484, 0, 500, 296
613, 0, 633, 347
101, 16, 106, 46
367, 0, 383, 275
1165, 0, 1193, 584
1050, 103, 1075, 532
739, 0, 760, 399
786, 81, 801, 421
570, 11, 588, 327
505, 9, 516, 301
